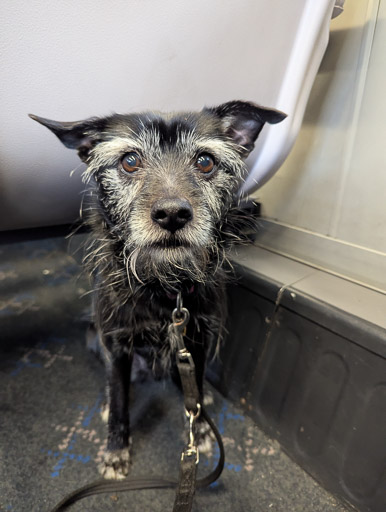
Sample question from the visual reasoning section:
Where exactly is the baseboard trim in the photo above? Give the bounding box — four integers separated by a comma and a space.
254, 219, 386, 293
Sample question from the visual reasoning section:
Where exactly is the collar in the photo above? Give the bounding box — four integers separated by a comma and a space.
166, 284, 195, 301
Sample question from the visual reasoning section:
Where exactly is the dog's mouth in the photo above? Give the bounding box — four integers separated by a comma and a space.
125, 236, 211, 286
149, 236, 191, 249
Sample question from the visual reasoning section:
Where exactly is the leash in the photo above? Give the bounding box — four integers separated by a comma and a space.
48, 293, 224, 511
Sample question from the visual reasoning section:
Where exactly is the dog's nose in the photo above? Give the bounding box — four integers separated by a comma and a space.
151, 198, 193, 233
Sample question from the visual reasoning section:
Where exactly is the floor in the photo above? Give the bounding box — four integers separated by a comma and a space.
0, 235, 351, 512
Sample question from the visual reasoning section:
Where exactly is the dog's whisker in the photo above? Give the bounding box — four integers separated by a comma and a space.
128, 247, 145, 286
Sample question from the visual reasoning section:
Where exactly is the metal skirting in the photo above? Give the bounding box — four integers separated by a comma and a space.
208, 248, 386, 512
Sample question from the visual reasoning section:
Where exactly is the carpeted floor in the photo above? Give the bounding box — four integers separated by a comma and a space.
0, 236, 351, 512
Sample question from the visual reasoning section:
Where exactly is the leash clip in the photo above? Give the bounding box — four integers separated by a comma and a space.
182, 404, 201, 464
172, 292, 190, 335
171, 292, 190, 349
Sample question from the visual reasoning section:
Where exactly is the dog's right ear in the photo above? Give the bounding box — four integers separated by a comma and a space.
29, 114, 107, 162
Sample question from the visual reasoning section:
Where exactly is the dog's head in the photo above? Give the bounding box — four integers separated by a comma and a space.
30, 101, 285, 287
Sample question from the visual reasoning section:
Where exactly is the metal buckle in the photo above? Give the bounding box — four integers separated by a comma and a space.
181, 446, 199, 464
172, 292, 190, 331
177, 347, 195, 367
172, 307, 190, 330
181, 404, 201, 464
185, 403, 201, 421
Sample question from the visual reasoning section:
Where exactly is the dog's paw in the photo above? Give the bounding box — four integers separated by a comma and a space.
197, 421, 215, 457
98, 447, 130, 480
203, 390, 214, 406
100, 403, 109, 423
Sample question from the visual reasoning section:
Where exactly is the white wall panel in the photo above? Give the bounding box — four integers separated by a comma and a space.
336, 0, 386, 250
1, 0, 328, 230
255, 0, 386, 291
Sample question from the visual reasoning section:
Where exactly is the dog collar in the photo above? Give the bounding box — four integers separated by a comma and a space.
166, 285, 195, 301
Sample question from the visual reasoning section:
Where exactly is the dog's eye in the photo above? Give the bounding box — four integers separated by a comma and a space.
196, 154, 215, 174
121, 152, 141, 173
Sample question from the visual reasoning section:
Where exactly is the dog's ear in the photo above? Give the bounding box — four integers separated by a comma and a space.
29, 114, 107, 162
206, 100, 286, 156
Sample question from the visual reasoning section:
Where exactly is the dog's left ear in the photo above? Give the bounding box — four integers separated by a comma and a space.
29, 114, 107, 162
206, 100, 287, 156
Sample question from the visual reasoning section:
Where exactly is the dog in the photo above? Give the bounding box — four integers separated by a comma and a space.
30, 101, 286, 479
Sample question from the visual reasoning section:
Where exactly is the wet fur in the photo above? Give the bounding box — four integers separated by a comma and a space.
30, 101, 286, 478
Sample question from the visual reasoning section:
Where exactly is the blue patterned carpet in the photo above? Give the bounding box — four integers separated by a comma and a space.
0, 236, 349, 512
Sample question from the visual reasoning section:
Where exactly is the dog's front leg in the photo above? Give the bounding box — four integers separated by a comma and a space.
100, 340, 133, 480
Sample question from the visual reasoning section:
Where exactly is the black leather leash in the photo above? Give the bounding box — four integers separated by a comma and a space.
48, 293, 224, 512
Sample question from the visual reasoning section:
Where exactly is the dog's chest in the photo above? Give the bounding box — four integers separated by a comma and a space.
130, 312, 174, 376
124, 294, 171, 345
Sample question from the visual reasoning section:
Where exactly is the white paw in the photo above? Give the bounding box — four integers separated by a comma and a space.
203, 390, 214, 406
197, 421, 215, 456
100, 403, 109, 423
98, 447, 130, 480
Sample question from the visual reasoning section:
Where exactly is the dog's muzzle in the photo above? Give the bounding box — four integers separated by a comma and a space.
151, 197, 193, 234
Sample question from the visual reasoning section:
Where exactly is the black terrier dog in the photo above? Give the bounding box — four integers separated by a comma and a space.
30, 101, 285, 479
